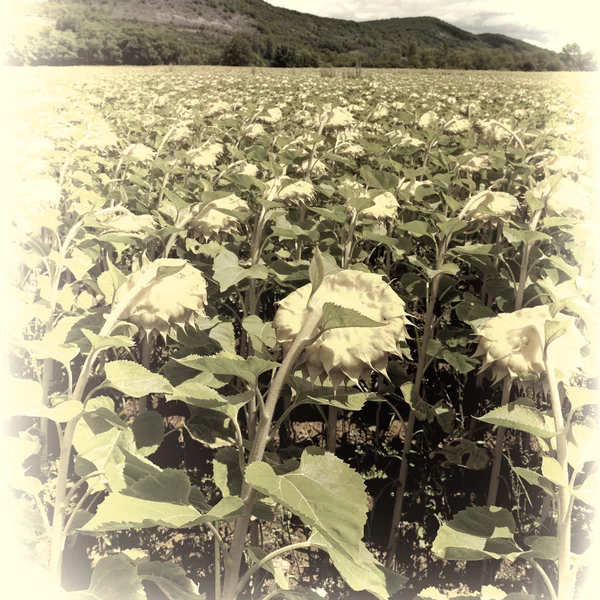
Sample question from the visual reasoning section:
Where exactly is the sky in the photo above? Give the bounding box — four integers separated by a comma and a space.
264, 0, 599, 53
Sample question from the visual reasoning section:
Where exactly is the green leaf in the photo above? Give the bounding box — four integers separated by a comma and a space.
105, 361, 173, 398
512, 467, 555, 496
26, 339, 80, 368
212, 250, 268, 292
567, 423, 599, 468
174, 353, 278, 386
541, 457, 566, 487
68, 554, 145, 600
248, 547, 290, 590
268, 589, 324, 600
565, 386, 600, 411
397, 221, 430, 237
245, 448, 367, 561
209, 321, 236, 353
242, 316, 276, 352
185, 405, 238, 447
432, 506, 522, 561
400, 381, 432, 422
476, 402, 559, 438
437, 219, 468, 238
439, 440, 489, 470
441, 349, 478, 374
359, 166, 399, 190
137, 561, 205, 599
544, 319, 569, 349
290, 377, 377, 411
311, 532, 407, 600
82, 329, 135, 351
5, 377, 83, 422
80, 470, 202, 532
573, 472, 599, 507
308, 247, 326, 295
321, 302, 385, 333
521, 536, 559, 561
213, 447, 242, 497
131, 411, 164, 457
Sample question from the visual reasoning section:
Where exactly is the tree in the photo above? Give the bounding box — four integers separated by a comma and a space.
221, 35, 257, 66
560, 43, 597, 71
271, 44, 297, 68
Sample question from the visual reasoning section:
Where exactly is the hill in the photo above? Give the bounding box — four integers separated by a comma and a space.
6, 0, 569, 70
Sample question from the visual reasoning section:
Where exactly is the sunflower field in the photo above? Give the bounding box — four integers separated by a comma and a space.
4, 66, 599, 600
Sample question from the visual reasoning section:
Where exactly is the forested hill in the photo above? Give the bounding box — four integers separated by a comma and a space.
6, 0, 592, 70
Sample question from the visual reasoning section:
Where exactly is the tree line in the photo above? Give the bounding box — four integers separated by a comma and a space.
6, 7, 596, 71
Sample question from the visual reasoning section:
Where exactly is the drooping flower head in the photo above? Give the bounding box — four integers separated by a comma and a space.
418, 111, 439, 128
186, 143, 224, 169
320, 106, 354, 130
346, 191, 399, 224
443, 118, 470, 135
122, 143, 155, 163
474, 305, 586, 383
187, 194, 249, 241
463, 191, 520, 224
256, 107, 282, 124
114, 259, 208, 337
533, 177, 591, 218
273, 270, 411, 390
95, 208, 156, 234
273, 179, 316, 206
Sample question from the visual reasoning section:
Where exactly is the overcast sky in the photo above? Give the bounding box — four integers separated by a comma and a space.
264, 0, 598, 53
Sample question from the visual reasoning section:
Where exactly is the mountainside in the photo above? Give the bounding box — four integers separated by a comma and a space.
7, 0, 568, 70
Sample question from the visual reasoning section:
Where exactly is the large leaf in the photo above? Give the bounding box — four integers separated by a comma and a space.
432, 506, 522, 561
131, 411, 165, 457
174, 353, 278, 386
137, 561, 204, 600
476, 402, 559, 438
245, 448, 367, 561
512, 467, 555, 496
290, 376, 377, 411
321, 302, 386, 333
520, 536, 559, 561
80, 470, 202, 532
212, 250, 268, 292
105, 361, 173, 398
564, 386, 600, 411
311, 532, 407, 600
172, 381, 253, 419
5, 377, 82, 422
68, 554, 145, 600
242, 315, 277, 352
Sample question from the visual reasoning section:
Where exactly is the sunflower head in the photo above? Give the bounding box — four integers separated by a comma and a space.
113, 259, 208, 337
188, 194, 249, 241
273, 270, 411, 390
474, 305, 586, 383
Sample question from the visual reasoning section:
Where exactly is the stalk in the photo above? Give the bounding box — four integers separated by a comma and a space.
544, 355, 573, 600
385, 269, 440, 566
485, 378, 513, 505
221, 309, 322, 600
485, 208, 542, 506
138, 333, 153, 414
48, 270, 168, 584
326, 210, 359, 453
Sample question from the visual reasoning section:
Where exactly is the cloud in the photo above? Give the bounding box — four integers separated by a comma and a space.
264, 0, 597, 52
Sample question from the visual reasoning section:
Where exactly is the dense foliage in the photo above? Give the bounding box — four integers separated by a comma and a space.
5, 66, 598, 600
7, 0, 594, 70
